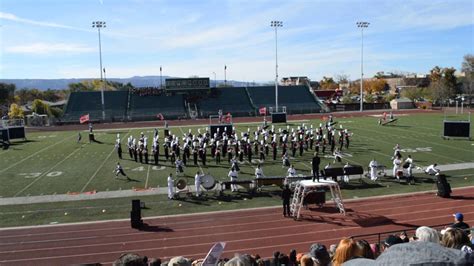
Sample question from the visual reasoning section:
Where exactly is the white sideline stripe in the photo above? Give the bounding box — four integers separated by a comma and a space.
1, 185, 473, 232
3, 211, 474, 263
0, 134, 76, 174
80, 130, 131, 192
13, 145, 84, 197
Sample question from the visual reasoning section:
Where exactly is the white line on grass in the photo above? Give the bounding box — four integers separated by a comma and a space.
14, 145, 84, 197
145, 165, 151, 188
352, 126, 466, 163
80, 130, 131, 192
0, 134, 76, 174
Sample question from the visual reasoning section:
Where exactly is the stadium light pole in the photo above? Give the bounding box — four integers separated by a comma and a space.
212, 72, 216, 87
92, 21, 106, 120
271, 20, 282, 112
356, 21, 369, 112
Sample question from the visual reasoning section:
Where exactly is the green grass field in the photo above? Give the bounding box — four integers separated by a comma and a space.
0, 112, 473, 227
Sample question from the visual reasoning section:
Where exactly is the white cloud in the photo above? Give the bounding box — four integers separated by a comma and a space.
5, 43, 94, 55
0, 11, 88, 32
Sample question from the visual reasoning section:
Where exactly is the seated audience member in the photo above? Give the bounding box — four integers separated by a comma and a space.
451, 212, 471, 231
300, 254, 314, 266
310, 243, 331, 266
382, 235, 403, 251
415, 226, 440, 244
224, 254, 253, 266
352, 239, 375, 259
168, 256, 192, 266
113, 253, 148, 266
375, 241, 473, 265
289, 249, 297, 266
369, 243, 380, 258
332, 238, 356, 266
148, 258, 161, 266
398, 231, 409, 243
441, 227, 473, 253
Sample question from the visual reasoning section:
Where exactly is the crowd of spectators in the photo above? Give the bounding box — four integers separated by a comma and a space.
108, 213, 473, 266
131, 87, 163, 97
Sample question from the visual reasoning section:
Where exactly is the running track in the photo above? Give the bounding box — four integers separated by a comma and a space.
1, 187, 473, 265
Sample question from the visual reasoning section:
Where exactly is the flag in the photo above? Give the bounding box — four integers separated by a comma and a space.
259, 107, 267, 115
157, 113, 164, 121
202, 242, 226, 266
225, 113, 231, 123
160, 66, 162, 72
80, 114, 90, 124
224, 65, 227, 70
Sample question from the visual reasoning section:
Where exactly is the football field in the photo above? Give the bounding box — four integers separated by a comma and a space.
1, 112, 473, 198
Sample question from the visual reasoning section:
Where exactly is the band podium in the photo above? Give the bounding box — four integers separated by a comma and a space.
290, 180, 345, 221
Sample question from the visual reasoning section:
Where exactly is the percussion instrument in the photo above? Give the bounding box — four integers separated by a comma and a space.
396, 170, 404, 177
176, 179, 187, 190
201, 175, 216, 190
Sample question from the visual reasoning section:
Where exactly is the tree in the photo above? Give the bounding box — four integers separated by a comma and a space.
8, 103, 24, 118
461, 54, 474, 104
49, 107, 63, 119
0, 83, 16, 105
31, 99, 50, 115
319, 76, 338, 90
335, 74, 350, 84
430, 66, 442, 82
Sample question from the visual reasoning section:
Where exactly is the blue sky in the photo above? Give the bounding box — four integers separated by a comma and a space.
0, 0, 473, 82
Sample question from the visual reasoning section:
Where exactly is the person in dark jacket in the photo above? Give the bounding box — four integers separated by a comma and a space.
282, 184, 292, 217
312, 152, 321, 182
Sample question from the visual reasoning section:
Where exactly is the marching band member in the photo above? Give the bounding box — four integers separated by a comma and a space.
175, 158, 184, 174
194, 171, 202, 197
167, 173, 175, 200
369, 158, 378, 181
228, 167, 238, 192
255, 164, 264, 178
287, 164, 297, 177
393, 155, 402, 181
425, 163, 440, 175
113, 162, 129, 180
404, 155, 414, 178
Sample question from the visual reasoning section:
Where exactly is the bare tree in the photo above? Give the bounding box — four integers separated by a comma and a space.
461, 54, 474, 105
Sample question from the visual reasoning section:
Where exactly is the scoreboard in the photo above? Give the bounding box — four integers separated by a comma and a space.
165, 78, 210, 91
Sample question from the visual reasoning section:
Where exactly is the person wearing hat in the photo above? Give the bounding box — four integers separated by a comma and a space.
382, 235, 403, 252
451, 213, 470, 231
309, 243, 330, 266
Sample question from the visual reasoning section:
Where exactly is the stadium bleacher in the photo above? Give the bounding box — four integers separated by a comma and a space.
128, 93, 186, 121
198, 87, 255, 117
247, 85, 326, 114
63, 91, 128, 122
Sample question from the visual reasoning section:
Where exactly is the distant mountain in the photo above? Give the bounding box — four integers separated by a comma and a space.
0, 76, 260, 90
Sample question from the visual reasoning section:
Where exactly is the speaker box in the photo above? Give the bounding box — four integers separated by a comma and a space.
271, 112, 287, 123
443, 121, 470, 138
132, 199, 141, 216
130, 211, 142, 229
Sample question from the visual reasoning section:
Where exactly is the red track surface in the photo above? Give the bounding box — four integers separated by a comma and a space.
1, 187, 473, 265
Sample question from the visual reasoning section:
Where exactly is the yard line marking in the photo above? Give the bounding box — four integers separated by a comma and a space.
0, 134, 76, 174
80, 130, 131, 192
145, 165, 151, 188
354, 130, 464, 163
14, 145, 84, 197
351, 125, 468, 163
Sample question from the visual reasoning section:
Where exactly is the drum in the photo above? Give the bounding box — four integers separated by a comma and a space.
201, 175, 216, 190
176, 179, 187, 190
397, 170, 404, 177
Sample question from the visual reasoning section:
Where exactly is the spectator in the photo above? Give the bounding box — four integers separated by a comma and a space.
399, 231, 409, 243
382, 235, 403, 251
224, 254, 253, 266
289, 249, 297, 266
441, 228, 472, 252
168, 256, 191, 266
309, 243, 330, 266
149, 258, 161, 266
332, 238, 356, 266
113, 253, 148, 266
300, 254, 314, 266
352, 239, 375, 259
369, 243, 380, 258
415, 226, 440, 244
278, 253, 290, 266
451, 212, 470, 231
